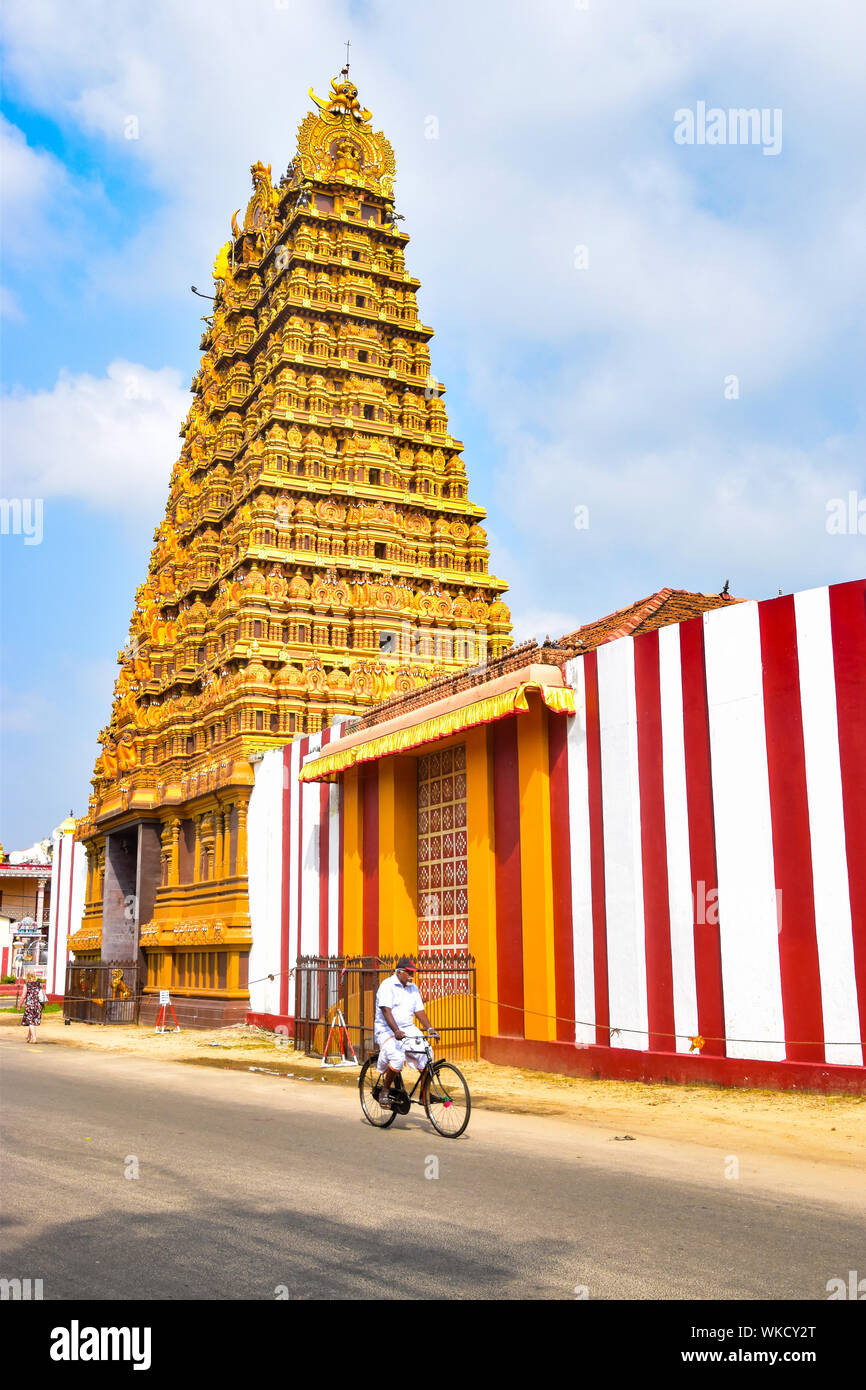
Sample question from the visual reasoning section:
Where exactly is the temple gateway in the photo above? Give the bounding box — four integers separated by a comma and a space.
58, 71, 864, 1091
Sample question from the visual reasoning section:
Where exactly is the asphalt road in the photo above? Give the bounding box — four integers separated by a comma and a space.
2, 1037, 863, 1301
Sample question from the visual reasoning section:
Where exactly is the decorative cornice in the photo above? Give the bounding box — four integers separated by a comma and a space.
139, 919, 252, 948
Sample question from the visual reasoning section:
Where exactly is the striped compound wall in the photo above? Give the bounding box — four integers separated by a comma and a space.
535, 580, 865, 1088
249, 579, 864, 1090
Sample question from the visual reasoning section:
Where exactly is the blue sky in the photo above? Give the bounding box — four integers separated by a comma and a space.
1, 0, 864, 848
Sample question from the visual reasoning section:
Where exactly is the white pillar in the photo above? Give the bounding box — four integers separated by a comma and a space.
36, 879, 46, 929
46, 826, 86, 998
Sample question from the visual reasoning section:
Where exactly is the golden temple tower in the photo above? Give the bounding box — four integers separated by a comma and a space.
71, 69, 512, 1022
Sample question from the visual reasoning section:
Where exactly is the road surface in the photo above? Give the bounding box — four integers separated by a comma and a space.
2, 1037, 863, 1300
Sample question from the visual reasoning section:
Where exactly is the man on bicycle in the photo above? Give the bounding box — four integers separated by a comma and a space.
375, 957, 438, 1107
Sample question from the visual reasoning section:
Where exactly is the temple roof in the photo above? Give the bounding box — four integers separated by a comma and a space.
301, 661, 569, 780
560, 587, 744, 651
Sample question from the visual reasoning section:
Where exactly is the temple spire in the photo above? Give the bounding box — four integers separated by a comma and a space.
80, 69, 511, 838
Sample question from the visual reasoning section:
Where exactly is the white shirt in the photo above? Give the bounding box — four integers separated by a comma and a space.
374, 974, 425, 1043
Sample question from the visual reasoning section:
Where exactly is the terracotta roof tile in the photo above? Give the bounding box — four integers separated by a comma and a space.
560, 588, 745, 651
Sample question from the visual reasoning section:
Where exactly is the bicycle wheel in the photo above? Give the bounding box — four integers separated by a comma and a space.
424, 1062, 471, 1138
359, 1057, 397, 1128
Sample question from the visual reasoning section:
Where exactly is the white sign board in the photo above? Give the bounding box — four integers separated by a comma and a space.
159, 990, 171, 1005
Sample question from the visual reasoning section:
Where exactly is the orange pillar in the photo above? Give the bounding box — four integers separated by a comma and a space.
377, 757, 417, 957
466, 725, 498, 1039
517, 696, 557, 1042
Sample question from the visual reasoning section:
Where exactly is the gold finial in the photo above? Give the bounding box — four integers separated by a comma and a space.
309, 62, 372, 125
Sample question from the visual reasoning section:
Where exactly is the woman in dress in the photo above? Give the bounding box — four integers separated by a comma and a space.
21, 978, 45, 1042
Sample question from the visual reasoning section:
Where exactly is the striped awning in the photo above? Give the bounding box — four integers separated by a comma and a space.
298, 681, 575, 783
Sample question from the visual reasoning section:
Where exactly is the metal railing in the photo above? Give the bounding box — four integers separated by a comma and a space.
63, 961, 141, 1025
294, 953, 477, 1063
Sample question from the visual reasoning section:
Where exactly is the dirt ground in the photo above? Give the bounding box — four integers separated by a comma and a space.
3, 1011, 863, 1171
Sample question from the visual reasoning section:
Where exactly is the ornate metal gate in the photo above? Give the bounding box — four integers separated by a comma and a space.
63, 961, 141, 1024
294, 954, 477, 1063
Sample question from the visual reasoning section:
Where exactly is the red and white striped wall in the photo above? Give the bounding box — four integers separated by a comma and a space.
247, 725, 344, 1025
246, 579, 864, 1086
553, 580, 865, 1074
46, 828, 87, 999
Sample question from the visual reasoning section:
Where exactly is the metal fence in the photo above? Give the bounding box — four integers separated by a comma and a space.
63, 961, 141, 1025
294, 954, 477, 1063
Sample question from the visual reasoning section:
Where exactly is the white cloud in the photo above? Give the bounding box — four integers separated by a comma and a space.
492, 426, 866, 622
72, 54, 167, 148
1, 360, 189, 514
0, 113, 57, 205
0, 114, 70, 260
0, 114, 109, 289
0, 0, 864, 618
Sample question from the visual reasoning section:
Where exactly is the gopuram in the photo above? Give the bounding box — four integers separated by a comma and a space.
71, 70, 512, 1023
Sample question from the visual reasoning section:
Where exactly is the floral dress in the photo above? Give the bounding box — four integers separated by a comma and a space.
21, 981, 44, 1027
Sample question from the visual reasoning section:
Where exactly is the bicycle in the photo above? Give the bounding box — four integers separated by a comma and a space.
359, 1032, 471, 1138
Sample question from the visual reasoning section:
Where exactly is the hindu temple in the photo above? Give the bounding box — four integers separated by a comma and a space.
70, 69, 512, 1023
58, 71, 864, 1091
